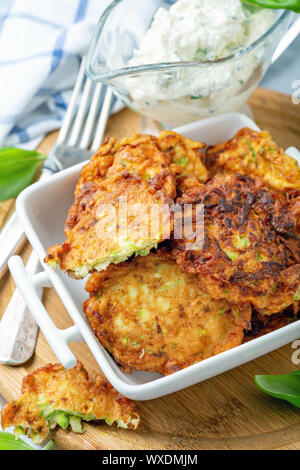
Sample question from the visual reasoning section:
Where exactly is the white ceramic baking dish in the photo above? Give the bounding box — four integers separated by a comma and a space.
9, 112, 300, 401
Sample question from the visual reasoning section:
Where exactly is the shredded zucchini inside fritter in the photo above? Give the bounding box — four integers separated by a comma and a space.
74, 240, 159, 278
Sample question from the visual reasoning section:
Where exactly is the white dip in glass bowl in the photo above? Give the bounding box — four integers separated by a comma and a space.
86, 0, 293, 127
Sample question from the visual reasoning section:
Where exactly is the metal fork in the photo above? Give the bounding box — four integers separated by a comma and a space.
0, 56, 113, 365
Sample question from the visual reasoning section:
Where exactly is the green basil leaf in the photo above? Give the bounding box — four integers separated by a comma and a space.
255, 370, 300, 407
0, 431, 37, 450
0, 148, 46, 201
242, 0, 300, 12
0, 432, 54, 450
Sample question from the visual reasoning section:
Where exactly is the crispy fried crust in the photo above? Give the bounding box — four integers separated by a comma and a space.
205, 128, 300, 192
83, 250, 250, 375
1, 362, 139, 442
158, 130, 208, 193
172, 174, 300, 315
45, 134, 176, 278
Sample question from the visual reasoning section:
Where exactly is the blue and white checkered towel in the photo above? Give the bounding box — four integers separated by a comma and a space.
0, 0, 114, 149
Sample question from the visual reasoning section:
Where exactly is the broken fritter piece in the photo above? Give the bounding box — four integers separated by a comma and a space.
83, 250, 251, 376
1, 361, 139, 444
172, 173, 300, 315
158, 130, 208, 193
205, 127, 300, 192
45, 134, 176, 278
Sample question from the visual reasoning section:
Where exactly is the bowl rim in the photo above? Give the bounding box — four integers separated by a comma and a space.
86, 0, 293, 81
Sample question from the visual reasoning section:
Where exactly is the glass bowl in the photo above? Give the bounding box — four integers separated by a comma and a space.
86, 0, 293, 127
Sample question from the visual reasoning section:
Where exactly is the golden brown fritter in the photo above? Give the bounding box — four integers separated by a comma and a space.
243, 308, 299, 343
83, 250, 251, 376
45, 134, 176, 278
172, 173, 300, 315
158, 130, 208, 193
205, 128, 300, 192
1, 361, 139, 444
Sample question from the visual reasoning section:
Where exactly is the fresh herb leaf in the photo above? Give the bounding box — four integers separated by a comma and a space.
190, 95, 204, 100
242, 0, 300, 13
255, 371, 300, 408
0, 431, 53, 450
0, 147, 46, 201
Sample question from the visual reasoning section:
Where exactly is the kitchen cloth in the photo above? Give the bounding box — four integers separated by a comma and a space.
0, 0, 114, 150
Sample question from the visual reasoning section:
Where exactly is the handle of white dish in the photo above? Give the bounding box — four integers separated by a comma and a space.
8, 255, 80, 369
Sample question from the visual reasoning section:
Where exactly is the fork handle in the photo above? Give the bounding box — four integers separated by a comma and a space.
0, 168, 53, 279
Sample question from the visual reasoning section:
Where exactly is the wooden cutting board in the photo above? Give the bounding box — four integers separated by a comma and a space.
0, 88, 300, 450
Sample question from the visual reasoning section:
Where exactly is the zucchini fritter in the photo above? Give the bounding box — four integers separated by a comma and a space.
83, 251, 251, 376
205, 128, 300, 191
172, 174, 300, 315
45, 135, 176, 278
1, 362, 139, 444
157, 130, 208, 192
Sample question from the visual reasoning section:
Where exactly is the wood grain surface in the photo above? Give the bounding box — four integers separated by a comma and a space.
0, 88, 300, 450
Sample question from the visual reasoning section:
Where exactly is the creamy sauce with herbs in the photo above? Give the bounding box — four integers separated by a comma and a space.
125, 0, 275, 126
